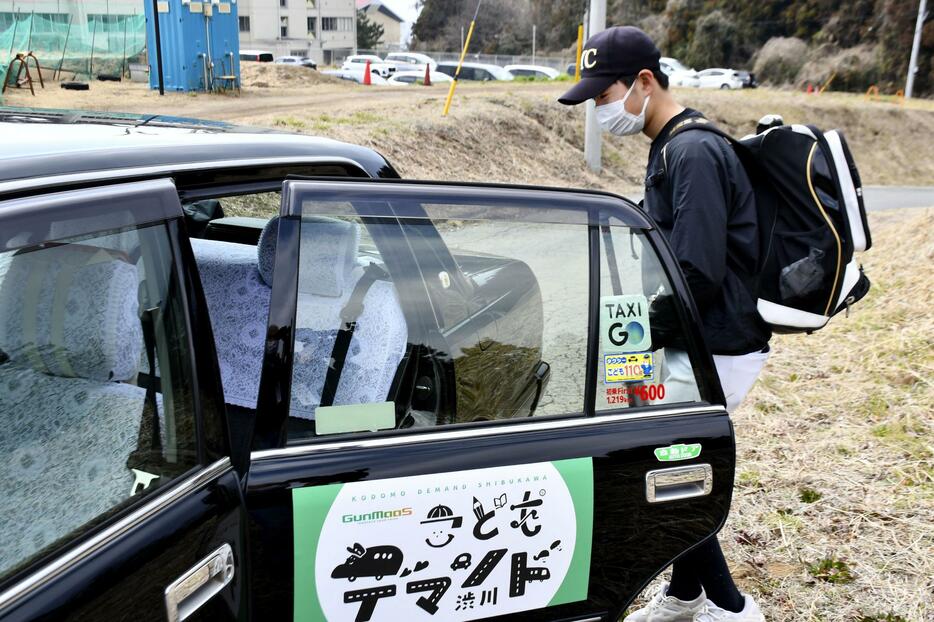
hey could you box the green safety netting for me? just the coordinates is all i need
[1,13,146,102]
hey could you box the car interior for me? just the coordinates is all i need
[182,193,411,440]
[0,227,192,576]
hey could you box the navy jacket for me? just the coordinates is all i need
[644,109,771,355]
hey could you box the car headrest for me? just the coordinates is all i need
[0,244,142,382]
[257,216,361,297]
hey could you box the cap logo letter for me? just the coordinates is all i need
[582,48,597,70]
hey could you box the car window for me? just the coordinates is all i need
[596,220,701,410]
[283,200,589,442]
[0,222,199,579]
[279,187,711,444]
[476,69,492,80]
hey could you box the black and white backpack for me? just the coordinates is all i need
[664,116,872,334]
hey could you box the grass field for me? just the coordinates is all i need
[4,67,932,621]
[702,208,933,622]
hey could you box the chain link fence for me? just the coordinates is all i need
[1,10,146,101]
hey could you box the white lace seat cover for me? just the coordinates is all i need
[0,245,146,572]
[193,217,408,421]
[190,238,270,409]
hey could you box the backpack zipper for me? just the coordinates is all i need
[804,142,843,316]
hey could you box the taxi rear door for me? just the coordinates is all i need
[246,180,732,621]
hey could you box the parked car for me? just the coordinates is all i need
[322,68,389,85]
[736,70,758,88]
[387,70,453,86]
[341,54,396,78]
[239,49,274,63]
[436,61,514,81]
[659,56,700,87]
[384,52,437,72]
[274,55,317,70]
[504,64,561,80]
[0,105,734,622]
[697,68,745,89]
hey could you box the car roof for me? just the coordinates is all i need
[0,107,397,190]
[438,61,500,69]
[504,64,556,72]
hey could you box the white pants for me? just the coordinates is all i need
[712,350,770,413]
[660,349,769,414]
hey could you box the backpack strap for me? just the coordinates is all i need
[655,116,777,279]
[659,117,739,176]
[319,262,389,408]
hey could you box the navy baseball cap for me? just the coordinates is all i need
[559,26,661,105]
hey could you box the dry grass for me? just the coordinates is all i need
[5,80,934,189]
[631,209,934,622]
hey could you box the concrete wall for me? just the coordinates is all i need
[1,1,142,18]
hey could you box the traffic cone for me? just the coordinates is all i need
[363,60,372,85]
[423,63,432,86]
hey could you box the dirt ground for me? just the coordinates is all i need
[3,68,932,621]
[4,66,934,196]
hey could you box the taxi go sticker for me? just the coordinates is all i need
[600,294,651,354]
[292,459,594,622]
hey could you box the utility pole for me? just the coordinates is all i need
[584,0,605,173]
[532,24,536,64]
[906,0,927,99]
[150,0,164,95]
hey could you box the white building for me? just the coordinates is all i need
[0,1,142,30]
[1,0,357,67]
[237,0,356,65]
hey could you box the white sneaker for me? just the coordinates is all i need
[624,582,707,622]
[693,594,765,621]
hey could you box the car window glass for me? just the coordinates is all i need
[596,219,701,411]
[0,222,199,579]
[285,200,589,443]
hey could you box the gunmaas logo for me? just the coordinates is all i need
[342,507,413,524]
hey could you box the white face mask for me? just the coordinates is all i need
[595,82,650,137]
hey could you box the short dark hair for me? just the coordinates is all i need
[620,69,669,90]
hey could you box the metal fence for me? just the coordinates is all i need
[349,48,572,72]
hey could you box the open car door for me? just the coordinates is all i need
[246,180,733,621]
[0,180,246,621]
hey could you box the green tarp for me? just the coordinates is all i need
[1,13,146,102]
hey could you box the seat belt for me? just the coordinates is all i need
[319,263,388,408]
[127,306,164,495]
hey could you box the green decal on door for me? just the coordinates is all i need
[292,458,594,621]
[654,443,702,462]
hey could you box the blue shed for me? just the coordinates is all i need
[144,0,240,92]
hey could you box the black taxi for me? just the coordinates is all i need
[0,108,730,622]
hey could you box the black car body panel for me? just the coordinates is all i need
[0,107,734,622]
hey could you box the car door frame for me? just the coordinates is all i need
[244,178,733,621]
[0,177,249,622]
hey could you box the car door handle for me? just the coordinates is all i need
[164,543,235,622]
[645,464,713,503]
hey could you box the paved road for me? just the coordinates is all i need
[862,186,934,211]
